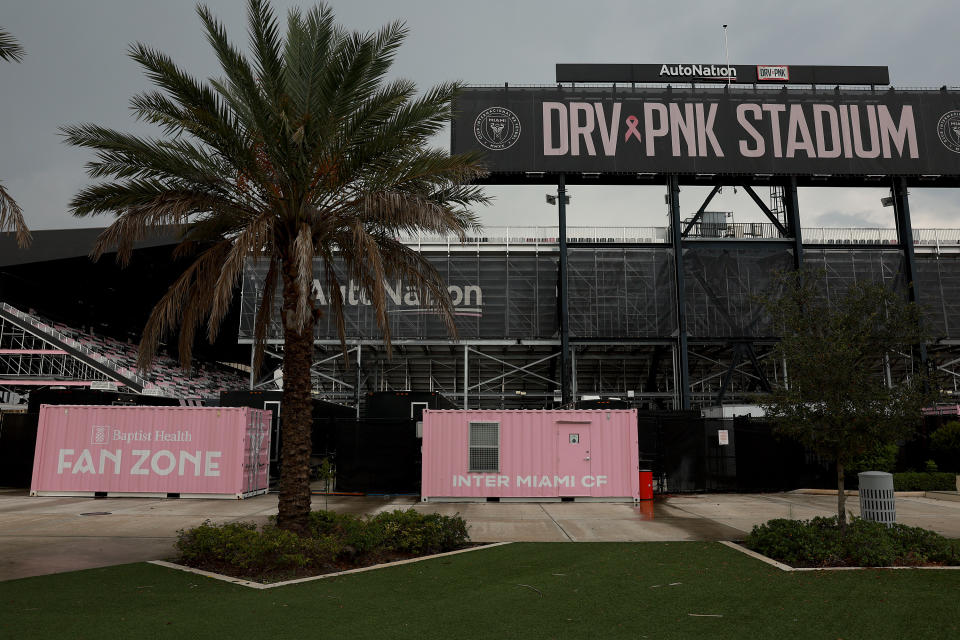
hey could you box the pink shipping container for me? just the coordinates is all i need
[31,405,271,499]
[421,409,639,502]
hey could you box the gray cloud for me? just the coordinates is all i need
[2,0,959,231]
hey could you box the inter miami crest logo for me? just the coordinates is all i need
[474,107,520,151]
[937,111,960,153]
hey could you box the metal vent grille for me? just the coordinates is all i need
[469,422,499,472]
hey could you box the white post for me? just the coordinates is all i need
[722,25,732,87]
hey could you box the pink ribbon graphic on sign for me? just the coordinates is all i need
[624,115,642,143]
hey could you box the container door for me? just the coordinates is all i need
[557,423,591,496]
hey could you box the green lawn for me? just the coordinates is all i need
[2,542,958,639]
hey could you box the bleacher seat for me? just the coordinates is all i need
[33,313,245,399]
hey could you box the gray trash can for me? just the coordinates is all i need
[858,471,896,526]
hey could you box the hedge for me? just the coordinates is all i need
[175,509,470,580]
[744,516,960,567]
[892,472,957,491]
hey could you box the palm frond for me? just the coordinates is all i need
[282,4,337,124]
[252,255,280,373]
[246,0,286,106]
[138,240,232,369]
[207,211,273,340]
[0,29,24,63]
[196,4,287,179]
[0,182,31,247]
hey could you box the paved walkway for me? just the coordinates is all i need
[1,490,959,581]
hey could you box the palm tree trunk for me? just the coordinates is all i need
[275,261,316,534]
[836,461,847,531]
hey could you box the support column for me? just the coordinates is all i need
[892,177,927,365]
[463,344,469,409]
[668,175,691,409]
[893,178,918,303]
[784,177,803,269]
[571,346,578,401]
[558,174,572,404]
[355,345,361,418]
[248,344,256,390]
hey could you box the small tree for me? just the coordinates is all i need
[760,268,936,528]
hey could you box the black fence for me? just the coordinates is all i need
[324,410,833,495]
[644,413,832,493]
[331,418,421,494]
[1,396,832,495]
[27,388,179,413]
[0,412,38,487]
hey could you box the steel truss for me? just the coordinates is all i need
[241,174,947,411]
[0,314,115,388]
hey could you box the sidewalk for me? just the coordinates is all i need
[2,490,959,581]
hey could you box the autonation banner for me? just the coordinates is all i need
[240,250,678,341]
[452,87,960,176]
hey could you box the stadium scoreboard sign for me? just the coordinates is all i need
[555,64,890,85]
[452,86,960,177]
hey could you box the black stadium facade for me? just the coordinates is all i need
[4,63,960,490]
[241,64,960,413]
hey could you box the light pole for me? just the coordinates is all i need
[546,177,572,404]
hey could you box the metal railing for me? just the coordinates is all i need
[396,226,670,248]
[0,301,154,391]
[397,226,960,248]
[802,227,899,245]
[912,228,960,246]
[682,221,784,240]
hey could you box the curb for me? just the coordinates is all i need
[149,542,513,590]
[719,541,960,572]
[790,489,926,497]
[925,491,960,502]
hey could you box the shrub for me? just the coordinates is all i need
[178,510,471,578]
[887,523,960,565]
[744,516,960,567]
[307,510,389,558]
[744,517,842,567]
[842,519,898,567]
[370,509,470,556]
[892,471,957,491]
[931,421,960,471]
[175,521,342,574]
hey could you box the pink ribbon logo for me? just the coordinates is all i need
[624,115,642,143]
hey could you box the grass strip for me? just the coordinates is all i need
[2,542,959,639]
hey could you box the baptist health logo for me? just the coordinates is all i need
[474,107,521,151]
[937,110,960,153]
[91,426,108,445]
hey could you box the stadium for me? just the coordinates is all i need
[4,63,960,492]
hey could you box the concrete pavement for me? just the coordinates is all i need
[1,490,959,581]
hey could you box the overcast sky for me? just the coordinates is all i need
[3,0,960,232]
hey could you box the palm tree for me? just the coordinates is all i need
[0,27,30,247]
[62,0,488,533]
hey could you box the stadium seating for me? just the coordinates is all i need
[44,318,245,399]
